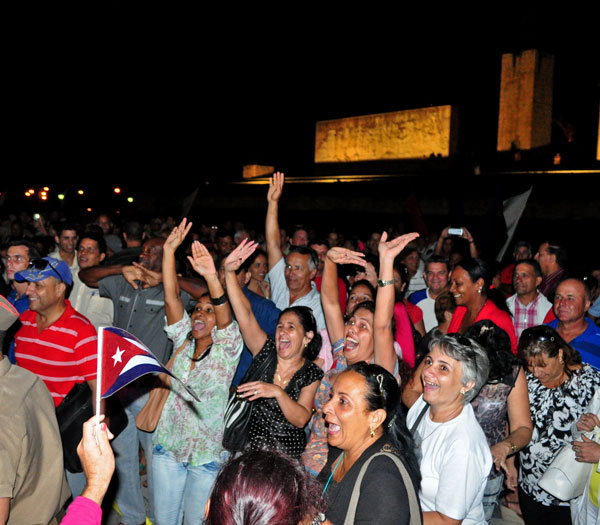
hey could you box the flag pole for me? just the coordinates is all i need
[96,326,104,428]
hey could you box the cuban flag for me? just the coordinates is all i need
[98,326,199,401]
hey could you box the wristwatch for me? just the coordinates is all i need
[377,279,395,287]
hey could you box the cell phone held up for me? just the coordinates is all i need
[448,227,463,236]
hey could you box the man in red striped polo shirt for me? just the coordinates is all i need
[14,257,98,408]
[13,257,99,498]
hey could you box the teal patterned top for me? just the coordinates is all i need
[154,312,243,466]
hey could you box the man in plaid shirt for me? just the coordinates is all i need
[506,259,553,340]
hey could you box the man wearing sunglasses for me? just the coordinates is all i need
[12,256,99,497]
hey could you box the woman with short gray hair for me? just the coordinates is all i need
[406,334,492,525]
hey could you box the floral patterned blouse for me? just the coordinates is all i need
[302,338,346,474]
[519,364,600,506]
[153,312,243,466]
[302,339,400,475]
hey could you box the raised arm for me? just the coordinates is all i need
[223,240,268,354]
[131,262,207,300]
[402,358,426,408]
[461,227,479,258]
[79,264,125,288]
[375,231,419,374]
[188,242,232,330]
[162,218,193,325]
[433,227,449,256]
[322,247,366,344]
[265,172,285,269]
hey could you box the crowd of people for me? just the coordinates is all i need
[1,173,600,525]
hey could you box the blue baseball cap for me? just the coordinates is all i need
[14,257,73,286]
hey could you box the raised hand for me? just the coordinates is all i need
[267,171,284,203]
[461,226,474,243]
[258,279,271,299]
[122,265,144,289]
[326,247,367,267]
[164,218,192,253]
[378,231,420,260]
[223,239,259,273]
[187,241,217,277]
[132,262,163,288]
[78,415,115,505]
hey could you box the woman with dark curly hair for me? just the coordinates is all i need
[223,241,324,459]
[508,325,600,525]
[465,320,533,523]
[319,363,422,524]
[205,449,326,525]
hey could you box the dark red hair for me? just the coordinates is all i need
[205,449,325,525]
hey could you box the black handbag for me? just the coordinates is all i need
[222,346,276,452]
[56,382,128,473]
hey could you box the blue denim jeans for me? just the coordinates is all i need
[482,474,504,523]
[112,387,155,524]
[65,470,87,499]
[152,445,224,525]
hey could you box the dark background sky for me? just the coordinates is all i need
[6,6,598,189]
[3,6,598,264]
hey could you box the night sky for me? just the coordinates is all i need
[5,7,598,192]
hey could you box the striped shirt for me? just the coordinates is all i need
[15,300,98,407]
[507,292,553,340]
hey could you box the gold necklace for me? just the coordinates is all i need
[275,362,300,386]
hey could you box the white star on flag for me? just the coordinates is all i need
[112,346,125,366]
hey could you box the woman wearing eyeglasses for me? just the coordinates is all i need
[508,326,600,525]
[406,334,492,525]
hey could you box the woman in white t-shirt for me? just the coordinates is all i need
[407,334,492,525]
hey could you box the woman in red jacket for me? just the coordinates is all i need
[448,258,518,353]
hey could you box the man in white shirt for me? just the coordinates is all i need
[49,222,79,276]
[264,172,325,331]
[408,256,450,332]
[71,232,114,329]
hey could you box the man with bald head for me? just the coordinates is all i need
[79,236,205,525]
[547,278,600,369]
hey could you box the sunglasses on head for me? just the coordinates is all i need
[522,327,555,344]
[29,259,63,283]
